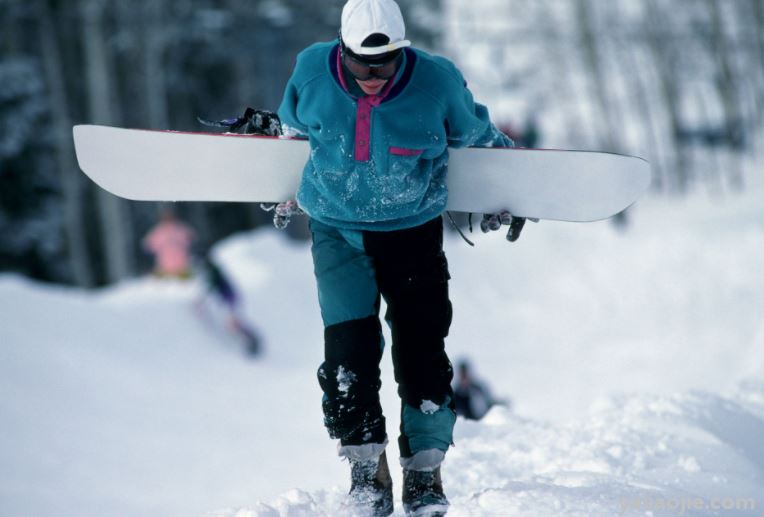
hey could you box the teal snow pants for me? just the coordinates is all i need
[310,216,456,459]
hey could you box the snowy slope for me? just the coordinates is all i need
[1,167,763,516]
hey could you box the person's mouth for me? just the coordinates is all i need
[359,79,387,92]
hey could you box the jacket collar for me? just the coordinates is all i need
[330,43,416,104]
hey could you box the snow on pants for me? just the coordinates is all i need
[310,216,456,460]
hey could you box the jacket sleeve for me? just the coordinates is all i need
[277,69,310,137]
[445,70,514,149]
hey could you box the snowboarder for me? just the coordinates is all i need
[196,253,262,357]
[142,209,195,278]
[266,1,524,514]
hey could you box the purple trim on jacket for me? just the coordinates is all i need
[389,147,424,156]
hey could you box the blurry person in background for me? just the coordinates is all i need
[196,252,262,357]
[142,209,195,279]
[452,359,509,421]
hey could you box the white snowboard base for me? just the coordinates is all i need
[73,125,651,222]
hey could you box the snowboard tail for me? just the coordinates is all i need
[73,125,651,222]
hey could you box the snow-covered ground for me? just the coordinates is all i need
[2,165,763,516]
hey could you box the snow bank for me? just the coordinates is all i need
[213,383,764,516]
[444,385,764,516]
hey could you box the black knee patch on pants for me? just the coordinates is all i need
[363,217,455,409]
[318,315,387,445]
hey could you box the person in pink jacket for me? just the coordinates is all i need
[143,210,195,278]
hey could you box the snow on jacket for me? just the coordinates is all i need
[278,41,513,231]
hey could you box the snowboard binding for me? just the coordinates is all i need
[198,107,282,137]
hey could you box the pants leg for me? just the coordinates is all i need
[310,220,387,447]
[362,217,456,461]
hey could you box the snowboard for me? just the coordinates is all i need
[72,124,651,222]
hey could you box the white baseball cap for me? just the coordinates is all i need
[340,0,411,57]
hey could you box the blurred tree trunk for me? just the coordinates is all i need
[1,2,20,53]
[534,1,585,147]
[644,0,690,192]
[81,0,135,283]
[621,41,664,191]
[574,0,619,153]
[753,0,764,122]
[38,0,94,287]
[141,0,169,130]
[705,0,743,189]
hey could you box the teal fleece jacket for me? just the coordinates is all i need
[278,41,512,231]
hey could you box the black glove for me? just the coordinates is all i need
[198,107,282,136]
[480,210,527,242]
[260,201,303,230]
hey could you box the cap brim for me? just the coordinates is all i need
[351,39,411,56]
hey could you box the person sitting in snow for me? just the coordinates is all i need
[227,0,525,514]
[453,359,508,421]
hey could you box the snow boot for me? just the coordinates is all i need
[347,450,394,516]
[402,466,449,516]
